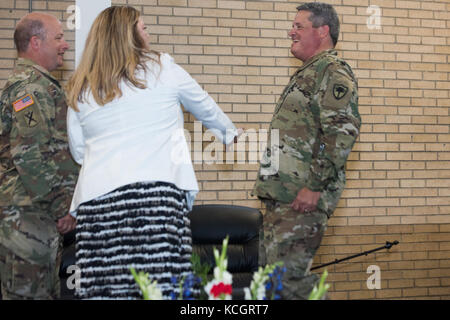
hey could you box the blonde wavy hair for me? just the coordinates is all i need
[66,6,160,111]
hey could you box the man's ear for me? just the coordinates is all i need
[318,24,330,40]
[29,35,41,51]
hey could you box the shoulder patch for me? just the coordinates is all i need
[12,94,35,112]
[333,84,349,100]
[322,74,354,111]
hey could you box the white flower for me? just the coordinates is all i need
[146,280,163,300]
[244,287,252,300]
[254,284,266,300]
[222,270,232,284]
[130,267,163,300]
[213,266,232,284]
[205,236,233,300]
[244,262,284,300]
[245,270,268,300]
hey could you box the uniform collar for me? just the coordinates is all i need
[298,49,337,71]
[16,57,57,81]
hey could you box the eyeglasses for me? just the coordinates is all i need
[291,24,303,31]
[290,24,324,31]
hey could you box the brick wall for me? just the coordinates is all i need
[0,0,76,85]
[1,0,449,299]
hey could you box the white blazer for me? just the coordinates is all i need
[67,53,237,215]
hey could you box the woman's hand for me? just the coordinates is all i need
[226,128,244,152]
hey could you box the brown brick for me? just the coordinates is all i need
[328,291,349,300]
[428,287,450,296]
[402,288,429,297]
[388,279,414,288]
[334,281,362,291]
[2,0,450,300]
[415,278,441,287]
[376,289,402,299]
[349,290,376,299]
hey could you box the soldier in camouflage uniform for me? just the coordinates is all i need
[0,12,79,299]
[252,3,361,299]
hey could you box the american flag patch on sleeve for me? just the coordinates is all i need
[13,94,35,112]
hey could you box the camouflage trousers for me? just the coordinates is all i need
[0,205,62,300]
[259,200,328,300]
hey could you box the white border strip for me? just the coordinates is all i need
[75,0,111,67]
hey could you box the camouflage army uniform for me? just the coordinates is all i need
[253,49,361,299]
[0,58,79,299]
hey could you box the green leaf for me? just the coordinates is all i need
[308,269,330,300]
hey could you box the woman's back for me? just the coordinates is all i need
[68,53,230,213]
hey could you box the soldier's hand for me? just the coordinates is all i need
[57,213,76,234]
[290,187,321,213]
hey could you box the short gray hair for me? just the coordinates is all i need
[14,18,47,53]
[297,2,340,47]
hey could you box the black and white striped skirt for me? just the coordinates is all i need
[74,181,193,300]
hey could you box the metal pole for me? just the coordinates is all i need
[29,0,32,12]
[311,241,399,271]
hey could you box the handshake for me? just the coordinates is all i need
[226,128,244,152]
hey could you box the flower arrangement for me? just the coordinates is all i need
[130,236,329,300]
[130,267,163,300]
[308,269,330,300]
[170,273,202,300]
[244,262,285,300]
[203,235,233,300]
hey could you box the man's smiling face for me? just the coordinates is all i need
[288,10,323,62]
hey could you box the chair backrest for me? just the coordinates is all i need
[188,204,262,294]
[189,204,262,244]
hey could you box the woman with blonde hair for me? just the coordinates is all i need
[66,6,240,299]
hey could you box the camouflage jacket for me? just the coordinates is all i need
[0,58,79,220]
[253,50,361,217]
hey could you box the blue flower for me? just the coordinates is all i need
[276,282,283,291]
[179,273,202,300]
[264,264,285,300]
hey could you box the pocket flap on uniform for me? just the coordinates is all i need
[0,210,58,266]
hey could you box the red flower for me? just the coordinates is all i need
[210,282,232,297]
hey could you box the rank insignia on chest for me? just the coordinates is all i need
[333,84,348,100]
[12,94,35,112]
